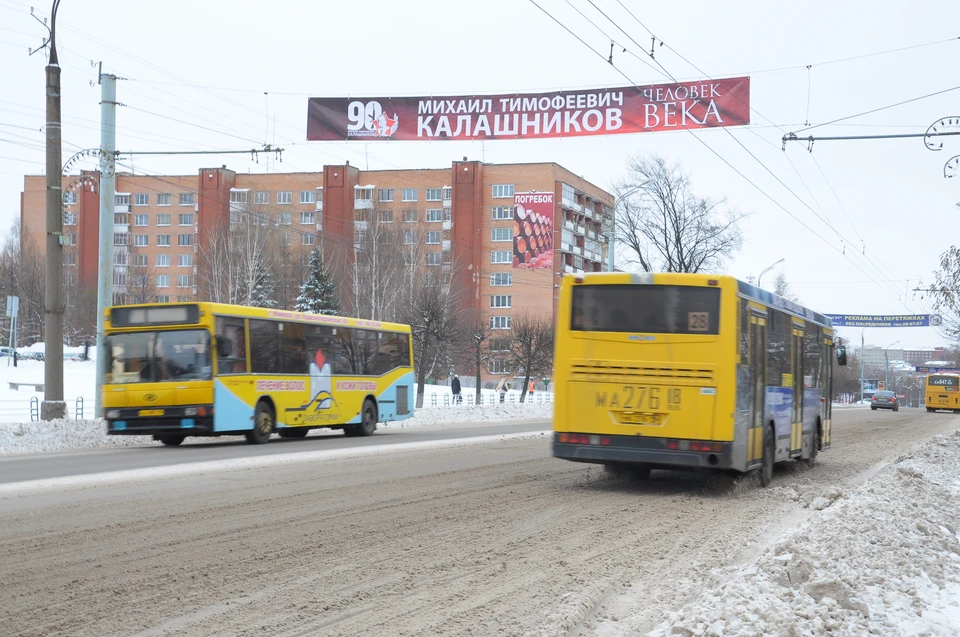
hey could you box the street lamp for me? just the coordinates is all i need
[608,178,653,273]
[884,340,900,388]
[756,258,785,289]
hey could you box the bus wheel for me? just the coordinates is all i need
[246,401,274,444]
[346,399,378,437]
[278,428,308,439]
[760,426,775,487]
[159,435,184,447]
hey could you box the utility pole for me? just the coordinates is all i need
[41,0,66,421]
[95,70,117,418]
[859,329,865,403]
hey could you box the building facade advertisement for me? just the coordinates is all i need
[513,192,554,269]
[306,77,751,141]
[825,314,941,328]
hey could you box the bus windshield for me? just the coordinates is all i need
[570,284,721,334]
[105,330,212,384]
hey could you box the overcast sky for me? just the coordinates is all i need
[2,0,959,352]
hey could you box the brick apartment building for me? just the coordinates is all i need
[20,160,614,380]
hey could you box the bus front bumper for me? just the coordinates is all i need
[553,433,735,471]
[105,406,214,436]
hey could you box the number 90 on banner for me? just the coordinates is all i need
[347,101,383,132]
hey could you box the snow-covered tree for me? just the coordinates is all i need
[296,248,340,315]
[249,260,277,308]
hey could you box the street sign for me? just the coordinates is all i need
[878,381,885,391]
[4,295,18,318]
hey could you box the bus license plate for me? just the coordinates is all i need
[621,412,662,425]
[139,409,164,417]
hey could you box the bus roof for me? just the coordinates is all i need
[105,302,413,333]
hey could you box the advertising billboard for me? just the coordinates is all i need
[513,192,554,269]
[824,314,941,328]
[307,77,751,142]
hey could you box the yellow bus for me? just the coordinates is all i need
[552,272,845,486]
[103,303,415,446]
[925,373,960,412]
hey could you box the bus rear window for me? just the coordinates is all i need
[928,375,959,387]
[570,284,721,334]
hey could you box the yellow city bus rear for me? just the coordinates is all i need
[552,271,836,483]
[926,374,960,412]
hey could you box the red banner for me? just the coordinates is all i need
[306,77,750,141]
[513,192,554,269]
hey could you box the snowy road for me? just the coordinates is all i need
[0,408,956,637]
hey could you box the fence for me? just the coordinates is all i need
[426,391,554,407]
[0,396,93,423]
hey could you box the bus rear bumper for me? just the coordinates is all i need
[553,433,735,471]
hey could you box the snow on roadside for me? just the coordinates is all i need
[646,431,960,637]
[0,402,553,456]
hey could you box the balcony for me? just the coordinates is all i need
[114,223,130,234]
[587,229,596,239]
[316,201,323,212]
[442,220,452,230]
[316,221,323,232]
[354,198,374,210]
[576,225,586,235]
[563,219,576,232]
[354,220,369,231]
[442,239,451,251]
[573,202,583,213]
[114,204,130,214]
[564,264,575,273]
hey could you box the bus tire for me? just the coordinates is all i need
[159,435,184,447]
[346,399,378,437]
[926,407,933,413]
[760,425,775,487]
[278,428,308,439]
[245,400,274,445]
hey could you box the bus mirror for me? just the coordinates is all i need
[218,337,232,358]
[836,346,847,366]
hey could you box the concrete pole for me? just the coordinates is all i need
[94,73,117,418]
[859,329,864,403]
[41,23,66,421]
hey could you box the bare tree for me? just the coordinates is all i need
[457,316,490,405]
[615,155,745,273]
[508,313,555,403]
[197,208,279,307]
[928,245,960,339]
[774,272,800,303]
[351,211,410,321]
[126,248,157,304]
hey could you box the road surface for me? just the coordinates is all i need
[0,409,956,637]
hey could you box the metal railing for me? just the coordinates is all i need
[426,392,553,407]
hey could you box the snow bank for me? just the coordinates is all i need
[0,401,552,456]
[648,431,960,637]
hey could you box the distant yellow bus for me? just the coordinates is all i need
[103,303,415,446]
[552,272,844,486]
[925,374,960,412]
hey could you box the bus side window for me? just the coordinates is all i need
[216,318,247,374]
[249,320,279,374]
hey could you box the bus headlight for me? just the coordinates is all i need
[106,410,120,419]
[184,407,198,416]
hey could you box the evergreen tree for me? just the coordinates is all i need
[296,248,340,315]
[249,260,278,308]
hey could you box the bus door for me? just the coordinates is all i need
[791,324,804,456]
[748,312,767,464]
[822,338,833,448]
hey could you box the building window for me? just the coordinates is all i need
[157,234,171,247]
[490,315,512,330]
[156,275,170,288]
[135,254,147,266]
[65,233,77,246]
[562,182,576,203]
[134,214,148,226]
[300,190,315,204]
[492,184,514,198]
[378,210,394,223]
[426,231,441,245]
[135,193,149,207]
[492,206,512,220]
[426,209,442,222]
[302,233,315,246]
[63,253,76,266]
[177,295,192,302]
[157,193,172,206]
[492,228,512,242]
[426,188,443,201]
[491,273,513,286]
[378,189,394,202]
[254,191,268,205]
[282,232,292,245]
[277,191,292,204]
[115,194,130,206]
[178,213,193,226]
[178,234,193,247]
[114,272,127,287]
[63,212,77,226]
[490,338,511,352]
[425,252,441,266]
[403,210,418,223]
[115,213,129,225]
[403,231,416,245]
[355,187,374,202]
[490,295,512,308]
[114,233,129,246]
[156,295,170,303]
[444,207,451,221]
[157,214,171,226]
[177,275,191,288]
[489,359,511,374]
[276,212,292,226]
[134,234,148,247]
[402,188,418,202]
[178,254,192,267]
[442,187,452,200]
[230,190,248,204]
[300,211,315,225]
[63,191,77,205]
[491,251,511,264]
[156,254,170,267]
[179,193,194,206]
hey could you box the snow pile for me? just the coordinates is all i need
[648,432,960,637]
[0,401,552,456]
